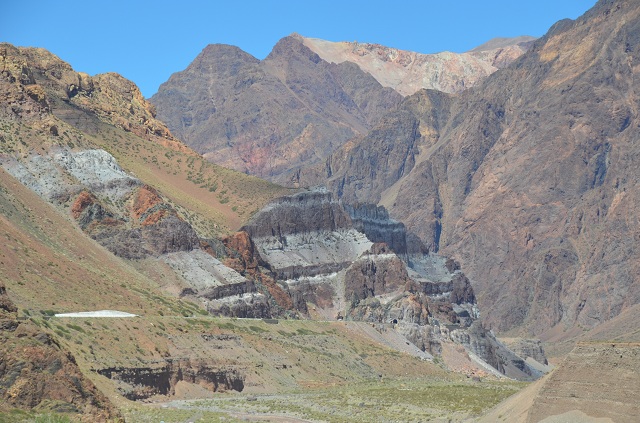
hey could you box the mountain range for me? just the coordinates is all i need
[299,0,640,340]
[1,0,639,421]
[149,34,532,183]
[153,0,640,341]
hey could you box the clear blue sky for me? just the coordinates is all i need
[2,1,597,98]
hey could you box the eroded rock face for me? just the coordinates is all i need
[344,203,426,256]
[0,285,18,316]
[0,43,184,151]
[302,34,535,96]
[97,360,244,401]
[229,190,540,379]
[501,338,548,365]
[242,190,373,280]
[1,149,200,259]
[345,245,412,303]
[242,190,353,238]
[449,322,535,379]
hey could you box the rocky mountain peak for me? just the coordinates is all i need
[151,35,402,180]
[188,43,260,73]
[265,34,323,64]
[0,43,183,153]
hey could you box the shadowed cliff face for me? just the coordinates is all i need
[301,0,640,337]
[97,361,244,400]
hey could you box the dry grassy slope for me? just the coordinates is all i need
[64,112,292,236]
[0,287,121,422]
[40,316,524,423]
[0,166,204,316]
[45,316,469,414]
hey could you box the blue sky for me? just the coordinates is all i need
[2,1,596,98]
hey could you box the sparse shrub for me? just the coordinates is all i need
[66,324,85,333]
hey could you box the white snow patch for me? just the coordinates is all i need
[54,310,138,318]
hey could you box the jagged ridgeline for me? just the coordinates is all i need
[150,33,532,183]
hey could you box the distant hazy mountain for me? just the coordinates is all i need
[301,34,535,96]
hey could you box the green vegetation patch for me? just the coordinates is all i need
[147,378,525,423]
[0,410,73,423]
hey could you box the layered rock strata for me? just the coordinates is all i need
[234,190,542,379]
[97,360,244,400]
[1,149,200,259]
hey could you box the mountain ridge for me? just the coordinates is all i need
[300,33,535,96]
[298,0,640,338]
[151,35,402,181]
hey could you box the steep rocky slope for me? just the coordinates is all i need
[0,42,290,237]
[150,35,402,181]
[302,34,534,96]
[150,34,531,184]
[302,0,640,338]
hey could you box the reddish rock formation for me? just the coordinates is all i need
[259,274,295,311]
[131,184,163,221]
[344,244,412,302]
[221,231,261,274]
[70,190,97,220]
[221,231,296,312]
